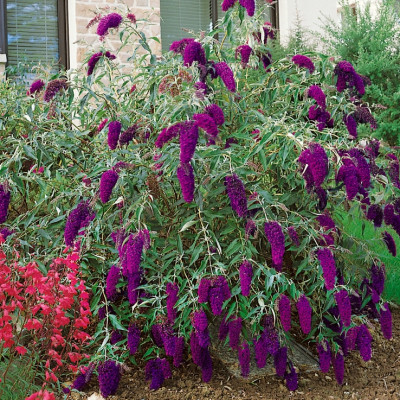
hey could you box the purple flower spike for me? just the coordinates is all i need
[97,360,121,398]
[317,248,336,290]
[367,204,383,228]
[43,79,68,102]
[344,114,358,139]
[292,55,315,73]
[239,0,255,16]
[145,358,170,390]
[296,295,312,335]
[180,121,199,163]
[356,324,372,362]
[107,121,122,150]
[308,85,326,110]
[99,170,119,203]
[155,123,181,148]
[285,365,298,391]
[239,261,253,296]
[264,221,285,271]
[317,341,331,373]
[198,278,211,303]
[236,44,253,67]
[205,104,225,126]
[274,346,287,377]
[225,174,248,218]
[127,323,141,355]
[383,231,397,256]
[219,316,229,341]
[173,336,185,367]
[380,302,393,340]
[238,342,250,377]
[170,38,194,54]
[27,79,45,96]
[0,184,11,224]
[228,317,242,350]
[105,265,120,301]
[214,62,236,92]
[387,153,400,189]
[97,13,123,37]
[279,295,291,332]
[222,0,237,11]
[334,351,345,385]
[166,282,179,322]
[64,201,95,247]
[193,113,219,138]
[335,290,352,327]
[177,163,195,203]
[183,41,206,67]
[119,124,137,145]
[288,226,300,247]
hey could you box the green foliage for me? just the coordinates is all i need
[0,3,398,388]
[322,0,400,145]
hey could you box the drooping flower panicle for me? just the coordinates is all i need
[264,221,285,271]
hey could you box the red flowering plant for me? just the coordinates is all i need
[0,241,91,398]
[0,1,398,396]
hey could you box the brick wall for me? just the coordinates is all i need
[72,0,161,68]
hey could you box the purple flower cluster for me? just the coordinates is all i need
[285,365,298,391]
[110,330,123,345]
[245,219,257,239]
[0,228,13,240]
[105,265,120,301]
[193,310,210,348]
[264,221,285,271]
[183,41,206,67]
[335,290,352,327]
[354,106,377,130]
[145,358,171,390]
[278,295,291,332]
[177,163,195,203]
[190,332,213,382]
[336,164,359,201]
[383,231,396,256]
[380,303,392,340]
[180,121,199,163]
[27,79,45,96]
[387,153,400,189]
[97,360,121,398]
[334,351,345,385]
[222,0,237,11]
[98,118,108,132]
[236,45,252,67]
[239,0,255,16]
[367,204,383,227]
[239,261,253,296]
[119,124,137,145]
[308,85,326,109]
[127,323,140,355]
[43,79,68,102]
[370,263,385,298]
[155,123,181,148]
[274,346,287,377]
[292,55,315,73]
[198,276,231,315]
[170,38,194,54]
[64,201,95,246]
[348,148,371,188]
[166,282,179,322]
[228,316,242,350]
[254,316,279,368]
[317,248,336,290]
[107,121,122,150]
[356,324,372,361]
[193,113,218,139]
[343,114,358,139]
[70,363,95,392]
[334,60,365,96]
[225,174,248,218]
[317,341,331,373]
[214,62,236,92]
[298,143,328,192]
[0,184,10,224]
[87,51,116,75]
[97,13,123,37]
[308,105,333,131]
[194,81,208,98]
[99,169,119,203]
[238,342,250,377]
[288,226,300,247]
[296,295,312,334]
[205,104,225,125]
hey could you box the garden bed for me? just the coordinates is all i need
[79,308,400,400]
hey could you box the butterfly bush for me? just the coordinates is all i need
[0,2,397,395]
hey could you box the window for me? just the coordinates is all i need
[0,0,69,70]
[160,0,279,52]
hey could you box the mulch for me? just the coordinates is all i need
[80,307,400,400]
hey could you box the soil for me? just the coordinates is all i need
[80,308,400,400]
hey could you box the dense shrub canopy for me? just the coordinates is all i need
[0,1,398,395]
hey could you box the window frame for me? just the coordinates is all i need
[0,0,69,69]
